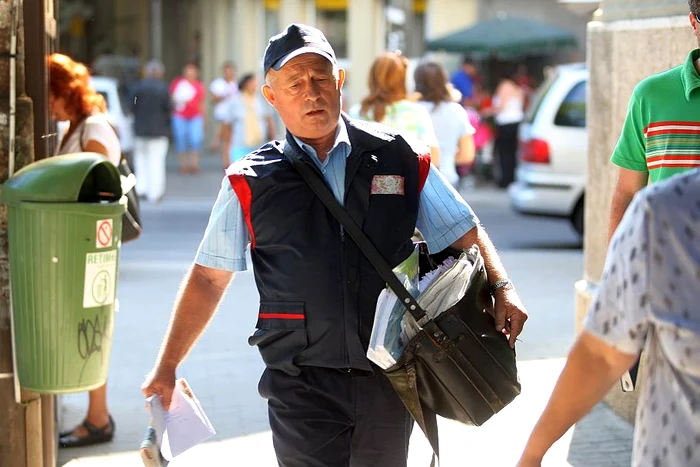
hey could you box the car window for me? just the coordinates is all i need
[524,71,558,123]
[554,80,586,128]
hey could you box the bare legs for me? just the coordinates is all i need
[179,151,200,174]
[59,383,113,447]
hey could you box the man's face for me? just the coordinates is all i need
[262,54,345,141]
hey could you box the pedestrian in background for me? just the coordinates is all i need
[48,53,117,448]
[482,67,525,188]
[607,1,700,391]
[170,63,205,174]
[227,73,275,163]
[130,60,171,203]
[414,60,476,188]
[210,61,238,169]
[518,168,700,467]
[451,57,479,108]
[350,51,440,165]
[142,23,527,467]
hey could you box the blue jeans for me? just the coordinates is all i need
[171,115,204,153]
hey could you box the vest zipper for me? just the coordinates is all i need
[339,223,349,366]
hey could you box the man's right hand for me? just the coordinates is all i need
[142,364,177,411]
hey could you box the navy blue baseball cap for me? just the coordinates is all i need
[263,23,337,76]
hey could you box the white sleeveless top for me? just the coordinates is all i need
[57,113,121,166]
[494,95,524,125]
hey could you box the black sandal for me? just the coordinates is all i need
[59,416,115,448]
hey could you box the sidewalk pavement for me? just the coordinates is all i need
[59,154,632,466]
[63,358,633,467]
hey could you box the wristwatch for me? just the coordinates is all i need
[490,278,514,294]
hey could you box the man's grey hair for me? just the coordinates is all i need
[690,0,700,14]
[144,60,165,78]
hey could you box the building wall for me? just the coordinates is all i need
[425,0,478,39]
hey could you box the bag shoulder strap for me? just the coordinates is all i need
[293,158,432,323]
[406,360,440,466]
[293,157,442,465]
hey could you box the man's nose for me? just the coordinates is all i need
[305,81,322,100]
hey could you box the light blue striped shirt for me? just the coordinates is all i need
[195,119,479,272]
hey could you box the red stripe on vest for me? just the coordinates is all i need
[228,174,256,249]
[258,313,305,320]
[417,153,431,193]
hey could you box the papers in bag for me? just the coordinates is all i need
[146,378,216,461]
[367,246,420,369]
[368,245,481,369]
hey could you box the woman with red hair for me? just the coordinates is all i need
[349,52,440,165]
[48,53,118,448]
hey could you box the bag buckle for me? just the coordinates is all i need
[416,315,431,328]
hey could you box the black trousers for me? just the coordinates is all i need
[258,366,413,467]
[494,122,520,188]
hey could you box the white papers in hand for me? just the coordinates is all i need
[147,378,216,461]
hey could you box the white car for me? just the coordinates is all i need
[508,63,588,237]
[90,76,135,155]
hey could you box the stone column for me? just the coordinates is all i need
[348,0,385,107]
[0,1,43,465]
[232,0,267,75]
[577,0,694,422]
[279,0,316,29]
[150,0,163,61]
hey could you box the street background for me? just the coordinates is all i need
[57,151,633,467]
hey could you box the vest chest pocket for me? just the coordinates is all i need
[248,301,307,376]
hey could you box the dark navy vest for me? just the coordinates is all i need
[227,116,430,374]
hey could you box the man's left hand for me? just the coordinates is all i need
[493,288,528,348]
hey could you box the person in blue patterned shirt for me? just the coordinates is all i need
[519,169,700,467]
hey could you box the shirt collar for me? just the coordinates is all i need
[291,118,352,164]
[681,48,700,101]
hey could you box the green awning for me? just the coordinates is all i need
[426,17,578,57]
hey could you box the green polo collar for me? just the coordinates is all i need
[682,48,700,101]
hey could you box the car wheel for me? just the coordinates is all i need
[571,198,584,238]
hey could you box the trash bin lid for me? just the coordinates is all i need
[1,153,123,204]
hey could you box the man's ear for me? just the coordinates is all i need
[338,68,346,90]
[262,84,276,108]
[690,12,698,35]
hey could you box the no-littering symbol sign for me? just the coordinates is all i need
[96,219,113,249]
[83,250,117,308]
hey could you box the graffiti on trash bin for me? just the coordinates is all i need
[77,311,111,380]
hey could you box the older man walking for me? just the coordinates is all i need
[143,24,528,467]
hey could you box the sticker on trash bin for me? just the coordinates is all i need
[96,219,113,249]
[83,250,117,308]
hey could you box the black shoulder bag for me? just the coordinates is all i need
[293,159,521,464]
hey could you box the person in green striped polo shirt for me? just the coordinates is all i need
[605,1,700,394]
[608,2,700,241]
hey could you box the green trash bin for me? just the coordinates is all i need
[1,153,127,393]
